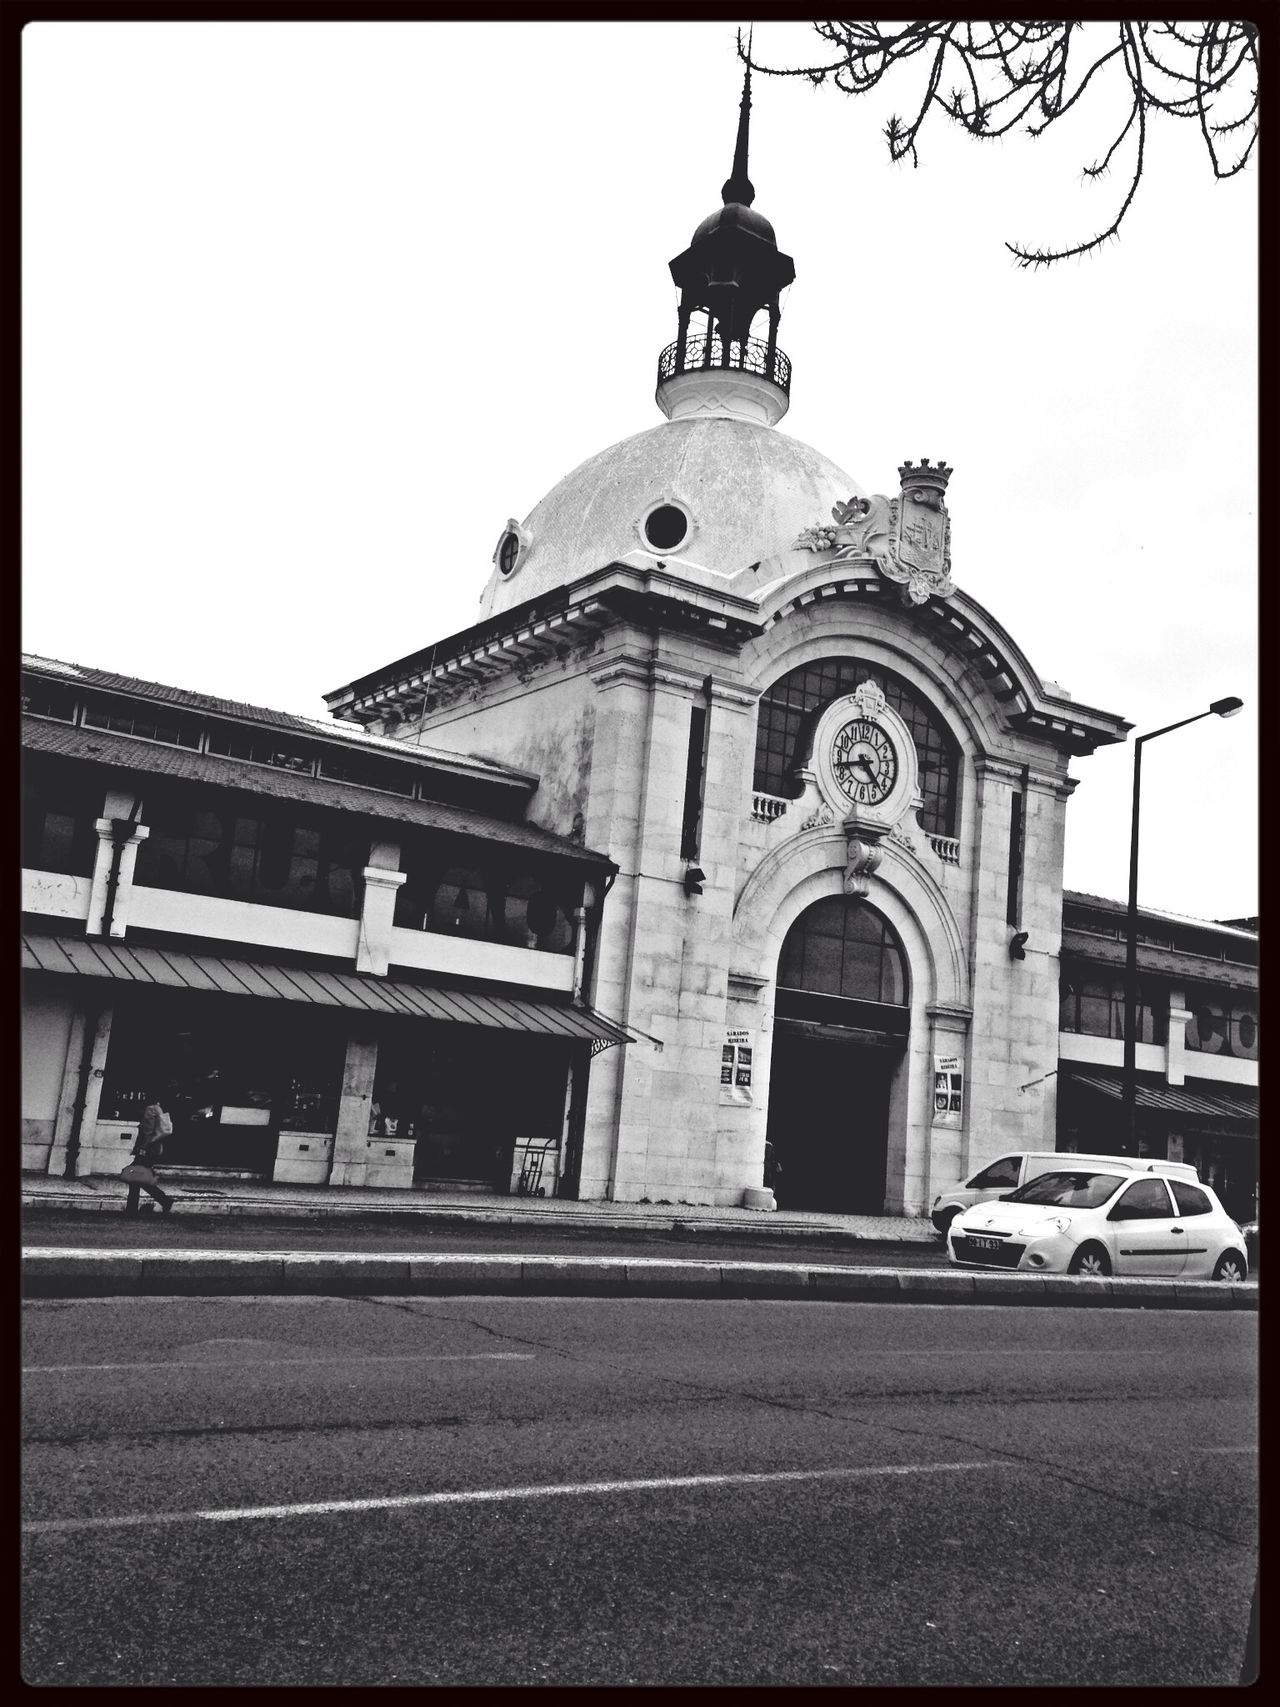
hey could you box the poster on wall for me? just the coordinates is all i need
[721,1031,753,1104]
[934,1054,963,1118]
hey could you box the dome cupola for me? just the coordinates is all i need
[657,54,795,429]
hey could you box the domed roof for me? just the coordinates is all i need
[479,417,865,618]
[692,200,777,246]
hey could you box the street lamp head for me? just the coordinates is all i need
[1210,696,1244,718]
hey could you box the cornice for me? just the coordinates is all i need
[754,563,1130,757]
[588,654,757,705]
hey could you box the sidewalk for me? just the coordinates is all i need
[22,1174,941,1247]
[22,1178,1256,1311]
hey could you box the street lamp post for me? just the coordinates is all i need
[1121,696,1244,1152]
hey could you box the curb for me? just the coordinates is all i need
[22,1249,1259,1309]
[20,1196,941,1249]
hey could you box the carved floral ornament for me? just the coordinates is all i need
[795,459,956,606]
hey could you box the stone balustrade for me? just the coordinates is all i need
[928,833,961,865]
[750,792,790,824]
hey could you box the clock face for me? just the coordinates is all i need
[831,718,898,805]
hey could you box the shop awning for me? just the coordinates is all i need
[21,933,635,1048]
[1063,1065,1257,1125]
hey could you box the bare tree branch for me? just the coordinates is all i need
[743,21,1257,266]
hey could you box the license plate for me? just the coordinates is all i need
[970,1236,1003,1251]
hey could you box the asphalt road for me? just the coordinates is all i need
[21,1211,951,1267]
[23,1296,1256,1686]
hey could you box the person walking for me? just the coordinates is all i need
[122,1092,176,1217]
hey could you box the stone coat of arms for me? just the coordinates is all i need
[795,458,955,604]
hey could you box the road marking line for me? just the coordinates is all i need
[24,1353,535,1374]
[23,1461,1002,1536]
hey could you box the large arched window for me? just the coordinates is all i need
[778,898,909,1008]
[754,657,960,836]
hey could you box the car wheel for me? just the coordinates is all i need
[1213,1251,1248,1283]
[1068,1243,1112,1278]
[932,1209,959,1237]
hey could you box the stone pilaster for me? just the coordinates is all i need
[356,866,407,976]
[87,819,150,938]
[328,1026,380,1188]
[48,1004,113,1178]
[921,1000,973,1204]
[1167,992,1191,1088]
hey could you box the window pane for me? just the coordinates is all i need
[754,657,958,832]
[777,933,806,989]
[879,943,907,1006]
[228,843,257,895]
[1171,1182,1212,1217]
[970,1157,1021,1189]
[777,898,909,1006]
[1116,1179,1173,1218]
[802,932,843,995]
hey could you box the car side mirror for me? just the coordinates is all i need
[997,1193,1018,1201]
[1108,1206,1136,1221]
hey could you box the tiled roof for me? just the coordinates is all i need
[20,653,530,783]
[22,717,612,868]
[1063,890,1258,941]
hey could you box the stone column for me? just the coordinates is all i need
[1166,987,1190,1087]
[328,1025,380,1188]
[48,1004,113,1178]
[87,820,150,938]
[356,866,407,976]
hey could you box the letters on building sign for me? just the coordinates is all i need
[721,1031,753,1105]
[934,1055,963,1118]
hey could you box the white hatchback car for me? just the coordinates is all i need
[947,1167,1250,1281]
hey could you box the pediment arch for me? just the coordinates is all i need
[732,828,971,1015]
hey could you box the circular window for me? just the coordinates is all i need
[496,529,520,576]
[643,504,689,552]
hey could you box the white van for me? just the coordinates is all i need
[930,1151,1200,1234]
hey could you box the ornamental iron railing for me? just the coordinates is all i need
[657,333,791,395]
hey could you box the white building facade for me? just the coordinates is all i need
[325,77,1131,1215]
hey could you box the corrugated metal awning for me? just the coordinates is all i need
[21,933,634,1048]
[1064,1065,1257,1125]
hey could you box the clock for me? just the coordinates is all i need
[831,717,898,806]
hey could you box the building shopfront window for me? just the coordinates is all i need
[372,1026,572,1187]
[1184,985,1259,1060]
[22,766,101,878]
[754,657,960,836]
[1058,973,1167,1045]
[99,992,347,1171]
[393,838,580,955]
[134,785,368,916]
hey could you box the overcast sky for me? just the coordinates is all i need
[22,21,1257,920]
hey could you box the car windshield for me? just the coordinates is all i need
[1004,1171,1127,1209]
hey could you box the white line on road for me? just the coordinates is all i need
[23,1461,1003,1537]
[24,1353,535,1374]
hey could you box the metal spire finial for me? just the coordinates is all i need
[721,29,755,206]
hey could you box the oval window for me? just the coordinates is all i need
[497,530,520,576]
[643,504,688,551]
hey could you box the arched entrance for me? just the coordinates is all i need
[765,897,909,1213]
